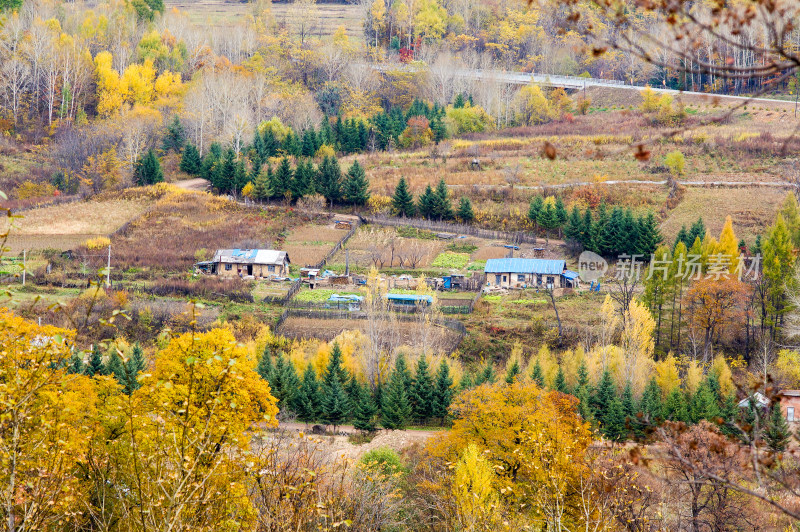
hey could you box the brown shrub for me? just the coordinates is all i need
[149,277,254,302]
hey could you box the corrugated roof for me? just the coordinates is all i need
[562,270,580,280]
[213,249,289,265]
[484,258,565,275]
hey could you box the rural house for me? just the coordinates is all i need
[737,390,800,425]
[195,249,290,278]
[777,390,800,424]
[484,258,579,289]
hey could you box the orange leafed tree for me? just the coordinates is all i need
[684,277,748,362]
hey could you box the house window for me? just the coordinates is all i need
[788,407,795,422]
[268,265,275,272]
[224,264,232,271]
[517,274,525,282]
[503,275,507,282]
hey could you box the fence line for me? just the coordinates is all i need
[309,221,359,270]
[264,220,359,306]
[359,215,537,245]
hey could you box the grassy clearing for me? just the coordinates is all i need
[431,251,470,269]
[660,186,785,244]
[5,197,149,235]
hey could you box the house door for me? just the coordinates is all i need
[495,274,501,285]
[247,265,253,276]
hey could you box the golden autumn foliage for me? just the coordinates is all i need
[90,328,279,530]
[452,443,499,529]
[0,309,282,531]
[0,309,93,530]
[430,380,593,526]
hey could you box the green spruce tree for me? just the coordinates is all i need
[253,165,273,200]
[663,387,689,422]
[690,381,721,423]
[392,177,416,217]
[531,359,544,387]
[272,157,293,200]
[342,160,370,206]
[591,370,616,427]
[505,359,521,384]
[106,350,125,385]
[554,366,568,393]
[411,355,435,422]
[417,185,436,218]
[321,342,351,429]
[381,355,413,429]
[162,115,186,153]
[432,360,454,425]
[293,364,320,424]
[67,352,85,375]
[603,398,628,442]
[179,143,202,175]
[85,344,105,377]
[574,360,593,422]
[432,178,453,220]
[353,385,378,432]
[321,374,350,431]
[133,149,164,186]
[123,343,146,395]
[764,402,791,452]
[639,377,663,423]
[271,352,301,411]
[456,197,474,223]
[318,156,342,205]
[528,195,544,227]
[257,347,274,381]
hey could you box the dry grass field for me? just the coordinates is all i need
[165,0,364,40]
[660,186,786,244]
[3,199,152,253]
[108,189,300,273]
[282,221,347,267]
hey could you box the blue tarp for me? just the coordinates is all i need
[387,293,434,304]
[230,249,257,259]
[328,294,363,302]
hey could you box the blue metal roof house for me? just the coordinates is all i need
[484,258,579,289]
[386,293,434,307]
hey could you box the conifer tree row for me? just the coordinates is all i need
[552,198,663,257]
[253,344,456,430]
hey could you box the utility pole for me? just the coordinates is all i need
[106,244,111,287]
[22,249,26,286]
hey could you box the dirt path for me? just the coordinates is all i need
[174,178,210,191]
[277,421,440,461]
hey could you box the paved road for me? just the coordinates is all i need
[373,63,796,104]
